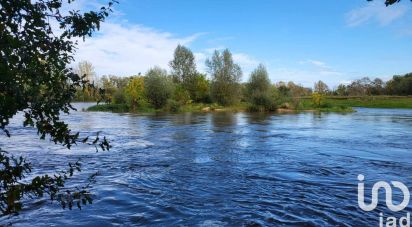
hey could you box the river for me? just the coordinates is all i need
[1,103,412,226]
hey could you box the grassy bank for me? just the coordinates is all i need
[89,95,412,114]
[86,101,354,114]
[87,102,248,114]
[300,96,412,109]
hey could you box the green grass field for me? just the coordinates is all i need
[300,96,412,109]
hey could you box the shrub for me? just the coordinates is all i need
[125,76,145,110]
[166,99,182,113]
[173,85,191,105]
[113,89,127,104]
[144,67,175,109]
[312,92,325,107]
[246,64,276,111]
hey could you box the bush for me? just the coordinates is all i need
[194,73,211,103]
[166,99,182,112]
[173,85,191,105]
[248,91,277,112]
[144,67,175,109]
[246,64,277,111]
[312,92,325,107]
[113,89,127,104]
[125,76,145,109]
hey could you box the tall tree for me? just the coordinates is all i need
[206,49,242,106]
[169,45,197,98]
[0,0,115,215]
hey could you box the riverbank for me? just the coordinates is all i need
[86,101,354,114]
[86,102,248,113]
[300,96,412,109]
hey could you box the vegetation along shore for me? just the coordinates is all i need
[75,45,412,114]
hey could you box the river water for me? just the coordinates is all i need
[1,103,412,226]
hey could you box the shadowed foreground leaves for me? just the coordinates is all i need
[0,0,116,215]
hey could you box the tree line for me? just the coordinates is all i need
[76,45,316,112]
[75,45,412,112]
[317,75,412,96]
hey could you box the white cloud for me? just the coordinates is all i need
[345,2,408,27]
[74,22,203,76]
[232,53,259,74]
[300,59,328,68]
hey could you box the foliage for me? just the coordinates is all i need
[113,88,127,104]
[368,0,410,6]
[275,82,292,97]
[0,0,116,215]
[144,67,174,108]
[173,85,191,105]
[314,80,329,94]
[333,74,411,96]
[287,82,312,97]
[166,99,182,113]
[301,96,412,109]
[0,148,99,214]
[193,73,211,103]
[125,76,145,110]
[206,49,242,106]
[312,92,326,107]
[386,73,412,96]
[246,64,277,111]
[169,45,197,99]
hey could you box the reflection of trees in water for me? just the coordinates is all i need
[244,112,272,125]
[169,112,209,126]
[208,113,241,165]
[211,112,237,129]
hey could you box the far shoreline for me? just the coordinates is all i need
[82,96,412,115]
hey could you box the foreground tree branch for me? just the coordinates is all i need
[0,0,117,215]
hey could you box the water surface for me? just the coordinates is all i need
[1,104,412,226]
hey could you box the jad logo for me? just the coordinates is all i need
[358,174,411,227]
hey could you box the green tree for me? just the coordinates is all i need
[385,73,412,95]
[246,64,276,111]
[336,84,348,96]
[0,0,115,215]
[194,73,211,103]
[169,45,197,98]
[206,49,242,106]
[144,67,174,108]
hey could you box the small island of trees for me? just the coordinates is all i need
[75,45,412,113]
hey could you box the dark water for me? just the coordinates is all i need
[1,103,412,226]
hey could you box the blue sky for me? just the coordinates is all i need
[74,0,412,88]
